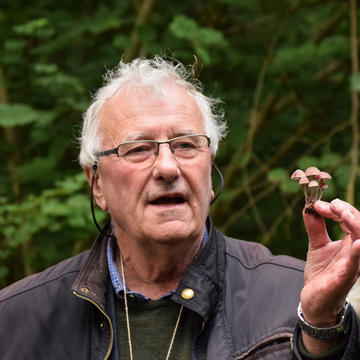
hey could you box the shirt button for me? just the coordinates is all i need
[181,288,195,300]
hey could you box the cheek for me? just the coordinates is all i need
[191,163,213,204]
[101,165,147,206]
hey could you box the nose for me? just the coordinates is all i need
[152,143,180,182]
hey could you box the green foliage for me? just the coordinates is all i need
[0,104,38,127]
[1,0,359,288]
[169,15,227,64]
[350,73,360,92]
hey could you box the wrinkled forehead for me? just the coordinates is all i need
[98,82,205,140]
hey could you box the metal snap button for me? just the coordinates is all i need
[181,288,195,300]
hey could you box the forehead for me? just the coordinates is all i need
[98,82,205,143]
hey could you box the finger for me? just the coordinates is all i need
[313,200,342,222]
[349,239,360,270]
[302,209,331,249]
[339,221,351,235]
[329,199,360,240]
[340,208,360,241]
[315,199,360,239]
[330,198,358,216]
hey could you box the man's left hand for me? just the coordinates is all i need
[300,199,360,353]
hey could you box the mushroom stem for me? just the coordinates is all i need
[309,188,315,202]
[315,180,323,200]
[301,184,308,202]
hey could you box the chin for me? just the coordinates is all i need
[149,222,197,244]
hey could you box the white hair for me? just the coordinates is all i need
[79,56,227,168]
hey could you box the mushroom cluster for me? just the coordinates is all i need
[291,167,331,215]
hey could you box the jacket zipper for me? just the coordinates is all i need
[73,291,114,360]
[235,333,293,359]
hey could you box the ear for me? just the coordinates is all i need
[83,166,108,212]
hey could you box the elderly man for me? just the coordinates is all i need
[1,57,360,359]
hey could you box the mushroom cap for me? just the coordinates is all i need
[319,171,332,180]
[291,169,306,179]
[320,183,329,189]
[305,166,321,177]
[299,176,309,185]
[308,180,319,188]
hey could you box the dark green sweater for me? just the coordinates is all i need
[115,295,198,360]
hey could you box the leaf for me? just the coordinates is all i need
[33,63,58,74]
[13,18,49,35]
[197,28,227,47]
[113,34,132,49]
[350,73,360,93]
[86,10,121,34]
[4,39,27,51]
[55,173,87,194]
[267,167,288,184]
[320,152,341,168]
[169,15,198,40]
[280,179,299,194]
[0,104,38,127]
[194,44,211,65]
[297,157,320,170]
[334,164,350,189]
[41,199,69,217]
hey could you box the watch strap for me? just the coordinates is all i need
[297,300,350,340]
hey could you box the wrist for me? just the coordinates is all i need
[297,300,350,340]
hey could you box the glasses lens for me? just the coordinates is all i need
[116,135,209,168]
[118,141,157,163]
[171,135,208,159]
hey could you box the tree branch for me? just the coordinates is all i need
[0,68,34,277]
[123,0,157,62]
[312,7,346,45]
[346,0,359,203]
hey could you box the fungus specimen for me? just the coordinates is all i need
[290,167,332,215]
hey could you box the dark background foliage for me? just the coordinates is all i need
[1,0,359,288]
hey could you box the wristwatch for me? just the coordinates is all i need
[297,300,350,340]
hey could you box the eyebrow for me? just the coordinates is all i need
[120,130,199,143]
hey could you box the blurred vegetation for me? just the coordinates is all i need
[1,0,360,288]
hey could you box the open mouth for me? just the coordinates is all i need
[149,195,186,205]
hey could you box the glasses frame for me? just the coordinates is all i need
[95,134,211,162]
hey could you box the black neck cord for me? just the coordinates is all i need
[211,162,224,205]
[90,162,108,234]
[89,162,224,233]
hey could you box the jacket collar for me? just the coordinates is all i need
[71,217,225,320]
[71,222,111,312]
[170,217,225,322]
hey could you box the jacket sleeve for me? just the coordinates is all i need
[292,305,360,359]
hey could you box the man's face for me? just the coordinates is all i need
[91,83,214,248]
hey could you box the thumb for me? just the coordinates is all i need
[303,210,331,249]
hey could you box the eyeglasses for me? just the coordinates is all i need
[95,134,210,168]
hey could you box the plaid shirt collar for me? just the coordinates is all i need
[107,227,208,302]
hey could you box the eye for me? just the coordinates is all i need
[120,142,154,157]
[129,145,152,154]
[172,139,197,151]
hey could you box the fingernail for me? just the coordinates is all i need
[332,198,341,210]
[316,201,326,210]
